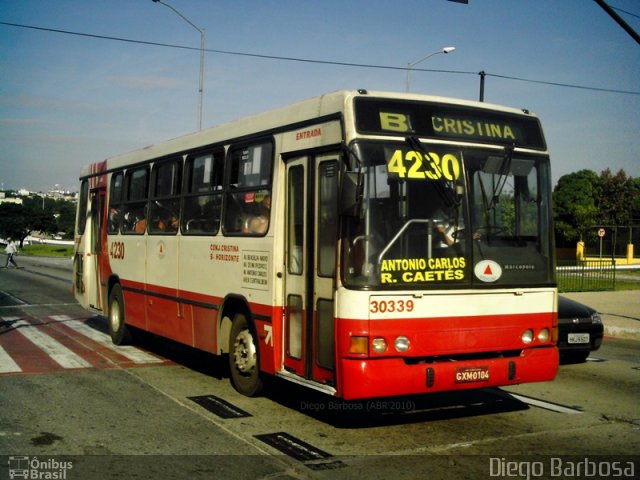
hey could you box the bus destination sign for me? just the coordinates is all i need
[355,97,546,150]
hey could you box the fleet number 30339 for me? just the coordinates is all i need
[369,299,415,314]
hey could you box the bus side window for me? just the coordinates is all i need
[122,167,149,235]
[108,172,124,234]
[223,141,273,236]
[76,179,89,235]
[224,192,243,233]
[148,158,182,235]
[182,150,224,235]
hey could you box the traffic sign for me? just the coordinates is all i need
[598,228,606,238]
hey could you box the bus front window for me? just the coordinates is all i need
[342,141,554,289]
[343,142,468,288]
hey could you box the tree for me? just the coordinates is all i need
[55,200,77,237]
[553,170,600,245]
[22,196,76,238]
[0,204,33,246]
[633,178,640,224]
[0,203,57,247]
[598,169,636,226]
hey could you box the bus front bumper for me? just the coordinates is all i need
[338,346,558,400]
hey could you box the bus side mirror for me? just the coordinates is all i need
[340,171,363,217]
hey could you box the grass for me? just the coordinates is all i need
[556,268,640,292]
[615,270,640,291]
[19,244,74,258]
[615,281,640,291]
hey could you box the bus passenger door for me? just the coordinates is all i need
[81,188,106,311]
[284,154,339,386]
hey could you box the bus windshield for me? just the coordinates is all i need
[342,141,554,289]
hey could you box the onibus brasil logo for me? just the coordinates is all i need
[8,456,73,479]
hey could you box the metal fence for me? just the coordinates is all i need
[583,225,638,261]
[556,259,616,292]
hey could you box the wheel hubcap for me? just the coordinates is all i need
[109,300,120,332]
[233,329,256,374]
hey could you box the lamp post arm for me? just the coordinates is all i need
[153,0,203,34]
[409,51,440,67]
[405,47,455,92]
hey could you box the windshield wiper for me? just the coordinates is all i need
[486,143,514,211]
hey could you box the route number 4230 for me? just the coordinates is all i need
[110,241,125,260]
[387,149,461,181]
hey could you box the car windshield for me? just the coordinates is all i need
[342,140,554,289]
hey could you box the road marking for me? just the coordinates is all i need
[586,356,606,362]
[490,389,583,414]
[13,320,91,369]
[0,345,21,373]
[0,291,26,306]
[64,320,162,364]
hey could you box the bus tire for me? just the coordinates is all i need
[229,313,263,396]
[108,284,132,345]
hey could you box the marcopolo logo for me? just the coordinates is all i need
[8,456,73,479]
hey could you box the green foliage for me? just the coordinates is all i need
[0,203,35,245]
[553,170,600,243]
[0,196,76,246]
[598,169,636,226]
[553,169,640,247]
[22,196,77,237]
[634,178,640,223]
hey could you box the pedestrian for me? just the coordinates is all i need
[4,239,19,268]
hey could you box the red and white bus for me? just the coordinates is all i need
[73,90,558,399]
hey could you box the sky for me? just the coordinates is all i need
[1,0,639,193]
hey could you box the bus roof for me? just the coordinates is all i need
[80,89,539,177]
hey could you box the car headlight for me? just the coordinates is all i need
[591,312,602,324]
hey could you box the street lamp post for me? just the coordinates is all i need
[405,47,455,92]
[152,0,205,130]
[479,70,486,102]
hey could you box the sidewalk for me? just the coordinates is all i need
[10,254,73,271]
[561,290,640,341]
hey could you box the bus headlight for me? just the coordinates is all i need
[521,329,534,344]
[395,336,410,352]
[537,328,550,343]
[372,338,387,354]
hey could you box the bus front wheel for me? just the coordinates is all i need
[108,284,132,345]
[229,313,263,396]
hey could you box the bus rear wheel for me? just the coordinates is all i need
[229,313,263,396]
[108,284,132,345]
